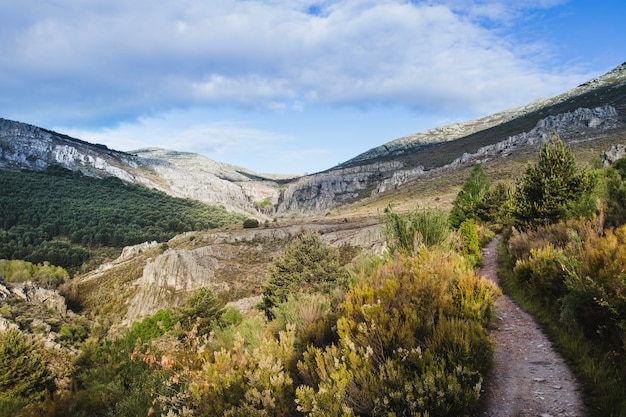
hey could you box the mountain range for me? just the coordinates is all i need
[2,62,625,220]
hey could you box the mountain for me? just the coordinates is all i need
[1,62,626,220]
[0,119,293,217]
[276,62,626,215]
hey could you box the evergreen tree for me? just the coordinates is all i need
[450,164,490,228]
[177,287,226,335]
[260,232,349,319]
[512,136,596,228]
[0,329,48,402]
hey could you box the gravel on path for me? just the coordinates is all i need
[474,236,587,417]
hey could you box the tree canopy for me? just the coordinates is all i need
[512,136,596,228]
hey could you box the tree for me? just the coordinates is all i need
[512,136,596,228]
[0,329,48,402]
[260,232,350,318]
[177,287,226,335]
[450,164,490,228]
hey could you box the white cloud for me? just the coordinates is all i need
[0,0,591,125]
[62,110,293,156]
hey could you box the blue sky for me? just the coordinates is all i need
[1,0,624,174]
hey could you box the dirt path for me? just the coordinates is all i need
[474,236,587,417]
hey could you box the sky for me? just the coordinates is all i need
[1,1,624,174]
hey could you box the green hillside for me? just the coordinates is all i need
[0,165,247,270]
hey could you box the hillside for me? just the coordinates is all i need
[276,62,626,216]
[2,63,626,417]
[1,63,625,220]
[0,119,291,217]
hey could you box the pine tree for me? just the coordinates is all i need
[0,329,48,401]
[260,232,349,318]
[450,164,490,228]
[512,135,596,228]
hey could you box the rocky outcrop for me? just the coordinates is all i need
[276,161,403,215]
[601,144,626,167]
[447,105,621,167]
[10,282,68,317]
[123,220,384,322]
[276,105,623,215]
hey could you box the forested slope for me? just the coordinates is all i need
[0,165,247,269]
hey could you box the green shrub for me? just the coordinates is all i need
[458,219,481,268]
[513,245,569,307]
[260,232,350,319]
[176,287,225,336]
[0,329,48,402]
[243,218,260,229]
[382,204,450,255]
[450,164,490,228]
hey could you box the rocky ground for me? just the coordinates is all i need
[474,236,588,417]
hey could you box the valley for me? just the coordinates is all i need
[1,62,626,416]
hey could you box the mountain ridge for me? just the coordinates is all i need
[1,62,626,219]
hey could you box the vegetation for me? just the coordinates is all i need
[382,204,450,254]
[0,259,69,288]
[493,138,626,416]
[449,164,490,228]
[0,166,247,270]
[0,329,49,404]
[259,232,351,319]
[512,135,596,228]
[6,133,626,416]
[243,218,260,228]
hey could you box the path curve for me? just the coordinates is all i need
[474,236,587,417]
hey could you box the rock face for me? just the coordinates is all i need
[276,105,623,215]
[0,119,288,217]
[122,220,384,322]
[448,105,621,167]
[10,282,68,317]
[601,144,626,166]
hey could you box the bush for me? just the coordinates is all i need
[176,287,226,335]
[295,247,500,416]
[243,218,260,229]
[450,164,490,228]
[0,329,48,403]
[513,245,569,307]
[382,204,450,255]
[260,232,350,319]
[458,219,481,268]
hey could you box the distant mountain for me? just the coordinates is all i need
[0,119,291,217]
[275,62,626,215]
[1,62,625,218]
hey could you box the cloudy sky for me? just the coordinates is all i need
[1,0,624,174]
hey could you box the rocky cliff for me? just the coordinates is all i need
[77,219,385,323]
[0,119,289,217]
[276,104,624,215]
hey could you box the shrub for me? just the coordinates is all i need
[186,327,297,416]
[458,219,481,268]
[450,164,490,228]
[176,287,226,335]
[260,232,350,319]
[513,245,569,307]
[295,247,500,416]
[382,204,450,255]
[243,218,260,229]
[0,329,48,402]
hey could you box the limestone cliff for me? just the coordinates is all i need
[276,104,624,215]
[108,220,384,323]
